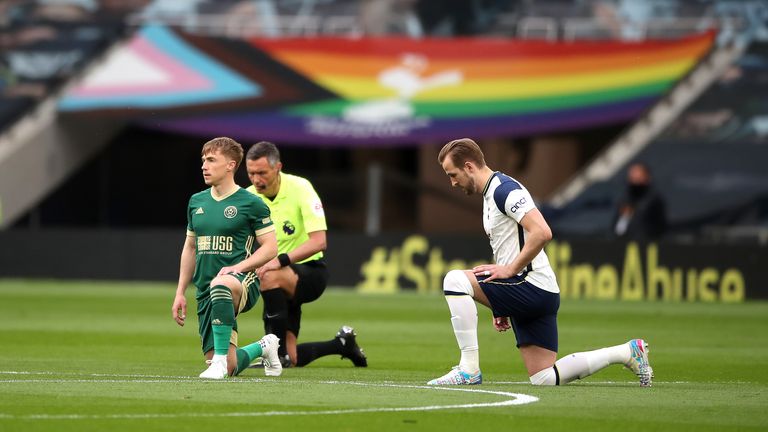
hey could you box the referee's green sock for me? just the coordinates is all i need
[210,285,236,356]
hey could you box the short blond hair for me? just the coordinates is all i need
[438,138,486,168]
[201,137,244,169]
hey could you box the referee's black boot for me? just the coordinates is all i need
[279,354,292,368]
[335,326,368,367]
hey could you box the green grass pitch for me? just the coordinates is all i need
[1,279,767,431]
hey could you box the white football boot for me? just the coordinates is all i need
[427,366,482,385]
[199,354,228,379]
[259,334,283,377]
[625,339,653,387]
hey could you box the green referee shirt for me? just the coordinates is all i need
[246,172,326,263]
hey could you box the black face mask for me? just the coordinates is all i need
[628,184,649,202]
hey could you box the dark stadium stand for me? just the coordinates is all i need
[0,96,35,131]
[0,0,147,130]
[0,0,765,300]
[3,0,765,231]
[548,40,768,243]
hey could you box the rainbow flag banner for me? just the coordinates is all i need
[61,26,714,146]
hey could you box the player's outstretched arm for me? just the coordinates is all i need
[501,208,551,277]
[173,235,196,327]
[256,230,326,279]
[219,230,278,275]
[288,230,327,263]
[472,208,553,282]
[517,208,553,257]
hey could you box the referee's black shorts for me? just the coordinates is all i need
[290,259,328,305]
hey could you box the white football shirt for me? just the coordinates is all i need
[482,172,559,293]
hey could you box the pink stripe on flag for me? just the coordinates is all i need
[71,36,211,97]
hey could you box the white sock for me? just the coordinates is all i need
[446,295,479,373]
[530,367,557,385]
[553,342,631,384]
[211,354,227,366]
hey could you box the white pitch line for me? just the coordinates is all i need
[0,371,538,420]
[0,379,204,384]
[0,371,755,385]
[493,381,694,385]
[0,371,194,379]
[0,379,695,385]
[1,371,749,386]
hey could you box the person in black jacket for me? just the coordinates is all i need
[612,162,667,240]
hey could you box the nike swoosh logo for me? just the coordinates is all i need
[265,313,280,319]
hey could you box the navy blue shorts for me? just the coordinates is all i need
[476,274,560,352]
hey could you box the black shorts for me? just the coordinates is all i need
[476,274,560,352]
[290,259,328,305]
[284,259,328,336]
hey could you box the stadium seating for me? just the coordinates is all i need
[1,0,766,242]
[548,39,768,243]
[0,1,147,228]
[0,1,145,130]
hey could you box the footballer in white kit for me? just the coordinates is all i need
[482,172,559,294]
[429,137,653,387]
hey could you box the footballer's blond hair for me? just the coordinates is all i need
[201,137,244,169]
